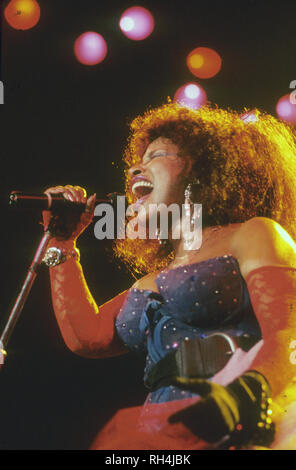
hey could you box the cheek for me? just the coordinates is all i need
[155,170,187,204]
[169,164,189,191]
[155,159,187,182]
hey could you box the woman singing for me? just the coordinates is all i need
[42,103,296,450]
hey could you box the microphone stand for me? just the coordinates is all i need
[0,224,54,367]
[0,192,125,367]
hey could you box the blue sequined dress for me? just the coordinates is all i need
[92,254,267,450]
[115,254,261,403]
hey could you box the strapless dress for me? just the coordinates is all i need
[115,254,261,403]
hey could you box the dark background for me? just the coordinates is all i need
[0,0,295,449]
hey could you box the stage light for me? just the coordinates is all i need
[276,94,296,125]
[4,0,40,31]
[174,82,207,110]
[74,32,107,66]
[119,6,154,40]
[186,47,222,79]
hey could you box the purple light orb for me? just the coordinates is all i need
[74,32,107,66]
[174,82,207,110]
[276,94,296,125]
[119,6,154,40]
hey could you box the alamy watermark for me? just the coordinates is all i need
[93,196,202,250]
[0,81,4,104]
[290,80,296,105]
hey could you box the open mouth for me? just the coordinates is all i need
[131,180,154,201]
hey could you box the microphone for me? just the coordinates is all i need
[9,191,125,212]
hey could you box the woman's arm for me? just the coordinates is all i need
[43,185,130,359]
[231,217,296,398]
[48,238,130,359]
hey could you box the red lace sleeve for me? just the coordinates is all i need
[244,265,296,397]
[49,251,129,358]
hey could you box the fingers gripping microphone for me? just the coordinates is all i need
[9,191,125,212]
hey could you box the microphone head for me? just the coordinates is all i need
[9,190,22,205]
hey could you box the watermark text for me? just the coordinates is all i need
[93,196,202,250]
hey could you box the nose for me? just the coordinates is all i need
[128,163,144,178]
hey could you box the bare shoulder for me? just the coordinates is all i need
[131,270,160,293]
[230,217,296,279]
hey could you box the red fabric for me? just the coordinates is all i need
[90,397,213,450]
[244,265,296,397]
[48,245,129,358]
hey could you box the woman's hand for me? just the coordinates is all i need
[168,371,274,447]
[42,185,96,241]
[168,378,239,444]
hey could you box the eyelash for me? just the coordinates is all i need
[146,152,166,162]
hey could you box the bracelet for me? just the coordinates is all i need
[221,371,275,449]
[42,246,80,267]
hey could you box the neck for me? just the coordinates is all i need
[169,224,223,261]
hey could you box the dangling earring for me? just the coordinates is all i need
[184,178,200,202]
[184,178,201,216]
[183,178,202,251]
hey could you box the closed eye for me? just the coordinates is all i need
[143,151,168,164]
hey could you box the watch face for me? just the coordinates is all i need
[43,247,63,267]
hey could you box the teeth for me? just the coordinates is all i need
[131,180,154,194]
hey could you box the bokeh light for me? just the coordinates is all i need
[119,6,154,40]
[74,32,107,66]
[174,82,207,109]
[4,0,40,31]
[276,94,296,125]
[186,47,222,79]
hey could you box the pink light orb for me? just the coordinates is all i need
[74,32,107,66]
[119,6,154,40]
[276,94,296,125]
[174,82,207,110]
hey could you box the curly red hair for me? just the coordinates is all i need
[113,102,296,276]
